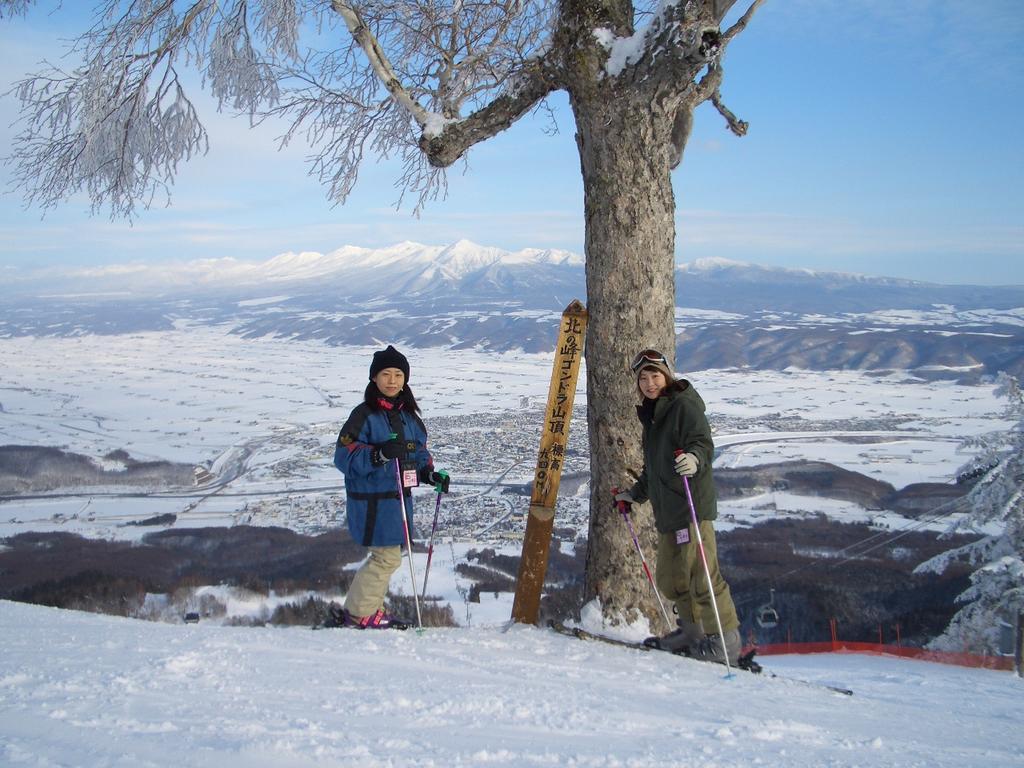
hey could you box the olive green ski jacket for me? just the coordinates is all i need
[627,380,718,532]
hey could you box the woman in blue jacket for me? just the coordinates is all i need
[333,345,450,629]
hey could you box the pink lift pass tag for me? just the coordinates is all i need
[402,467,420,488]
[675,527,690,545]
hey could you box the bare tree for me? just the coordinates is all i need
[4,0,764,628]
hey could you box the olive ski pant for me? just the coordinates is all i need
[344,545,402,617]
[655,521,739,633]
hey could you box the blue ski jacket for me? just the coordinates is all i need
[333,398,433,547]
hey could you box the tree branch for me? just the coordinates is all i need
[418,57,558,167]
[332,1,559,169]
[722,0,765,45]
[331,1,434,130]
[711,88,747,136]
[686,1,764,136]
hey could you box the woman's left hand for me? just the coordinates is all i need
[674,452,699,477]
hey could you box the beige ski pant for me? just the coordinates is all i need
[344,545,402,617]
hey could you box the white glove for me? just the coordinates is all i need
[613,490,634,505]
[674,452,699,477]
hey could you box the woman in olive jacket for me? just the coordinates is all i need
[615,349,741,664]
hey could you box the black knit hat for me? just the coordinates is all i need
[369,344,410,382]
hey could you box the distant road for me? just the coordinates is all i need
[0,430,957,504]
[714,429,950,448]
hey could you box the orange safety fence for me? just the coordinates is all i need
[752,640,1015,672]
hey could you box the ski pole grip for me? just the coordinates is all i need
[610,486,631,516]
[434,469,449,493]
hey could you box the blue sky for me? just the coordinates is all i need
[1,1,1022,285]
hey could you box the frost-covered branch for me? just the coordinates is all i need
[916,373,1024,652]
[252,2,554,210]
[4,0,304,218]
[0,0,35,19]
[8,39,209,218]
[5,1,760,217]
[301,1,559,201]
[418,56,558,167]
[5,1,560,216]
[331,1,434,129]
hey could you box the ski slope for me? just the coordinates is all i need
[1,600,1020,767]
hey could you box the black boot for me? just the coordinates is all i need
[690,628,742,665]
[644,619,704,654]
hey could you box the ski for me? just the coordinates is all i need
[548,620,852,696]
[549,619,655,652]
[757,666,853,697]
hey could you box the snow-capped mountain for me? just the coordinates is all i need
[1,241,1021,379]
[17,239,584,302]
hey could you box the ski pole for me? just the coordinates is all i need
[612,487,673,628]
[420,471,448,601]
[394,458,423,631]
[680,468,732,678]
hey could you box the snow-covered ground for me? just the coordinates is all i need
[145,540,523,630]
[1,599,1021,767]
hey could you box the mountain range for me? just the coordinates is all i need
[2,240,1021,380]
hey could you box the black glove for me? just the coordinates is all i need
[419,467,450,493]
[371,439,407,466]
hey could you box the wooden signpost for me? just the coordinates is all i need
[511,300,587,625]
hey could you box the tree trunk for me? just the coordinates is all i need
[573,92,681,630]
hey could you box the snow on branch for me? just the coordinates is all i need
[593,1,762,79]
[417,58,557,167]
[4,0,303,218]
[917,373,1024,651]
[330,2,435,131]
[8,14,211,218]
[318,1,558,181]
[5,1,763,217]
[5,1,560,216]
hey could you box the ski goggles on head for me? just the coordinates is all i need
[630,349,669,373]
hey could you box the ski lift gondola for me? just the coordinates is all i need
[756,588,779,629]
